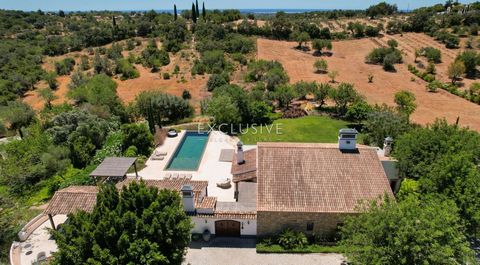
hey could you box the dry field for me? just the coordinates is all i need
[23,39,211,112]
[257,36,480,131]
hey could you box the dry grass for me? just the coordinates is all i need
[257,36,480,131]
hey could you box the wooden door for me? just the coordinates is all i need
[215,220,241,237]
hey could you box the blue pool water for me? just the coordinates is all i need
[166,132,209,171]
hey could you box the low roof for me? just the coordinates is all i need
[89,157,137,177]
[116,179,208,193]
[44,186,98,215]
[45,179,209,216]
[231,149,257,183]
[257,143,393,213]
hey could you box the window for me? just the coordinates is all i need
[306,222,314,231]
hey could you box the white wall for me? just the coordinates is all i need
[191,217,257,236]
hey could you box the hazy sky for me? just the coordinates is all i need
[0,0,476,12]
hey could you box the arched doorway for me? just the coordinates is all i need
[215,220,241,237]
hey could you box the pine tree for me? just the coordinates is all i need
[174,4,178,20]
[202,2,206,20]
[196,0,200,18]
[192,3,197,23]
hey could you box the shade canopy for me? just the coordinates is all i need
[89,157,137,178]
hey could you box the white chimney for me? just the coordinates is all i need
[237,141,245,164]
[383,137,394,157]
[181,185,195,212]
[338,129,358,151]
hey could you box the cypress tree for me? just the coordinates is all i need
[202,2,206,20]
[112,16,117,40]
[192,3,197,23]
[196,0,200,18]
[174,4,177,20]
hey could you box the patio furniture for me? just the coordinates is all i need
[37,251,47,262]
[172,173,179,179]
[164,173,172,179]
[185,174,193,180]
[216,178,231,189]
[167,129,178,138]
[155,150,168,156]
[179,173,186,179]
[151,155,165,161]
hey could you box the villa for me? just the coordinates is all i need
[11,129,399,264]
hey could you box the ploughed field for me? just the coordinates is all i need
[257,35,480,131]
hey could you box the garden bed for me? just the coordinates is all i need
[256,243,343,254]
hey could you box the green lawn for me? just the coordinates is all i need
[239,116,348,145]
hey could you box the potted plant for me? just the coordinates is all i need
[202,229,211,242]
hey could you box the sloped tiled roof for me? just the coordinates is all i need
[231,149,257,183]
[196,212,257,219]
[196,196,217,209]
[116,179,208,193]
[44,186,98,215]
[257,143,393,213]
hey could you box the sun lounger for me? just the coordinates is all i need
[164,173,171,179]
[155,150,168,156]
[185,174,193,180]
[172,173,179,179]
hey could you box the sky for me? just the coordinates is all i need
[0,0,476,12]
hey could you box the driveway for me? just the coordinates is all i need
[183,238,345,265]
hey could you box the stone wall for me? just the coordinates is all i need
[257,211,351,237]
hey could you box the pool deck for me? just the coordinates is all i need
[129,130,242,202]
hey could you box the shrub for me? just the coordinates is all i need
[423,74,436,82]
[366,47,402,66]
[55,57,76,75]
[163,72,170,79]
[182,89,191,100]
[277,229,308,250]
[314,59,328,73]
[116,58,139,80]
[419,47,442,63]
[207,73,229,91]
[368,74,374,83]
[312,39,332,54]
[383,53,397,71]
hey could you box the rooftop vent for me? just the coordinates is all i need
[237,141,245,165]
[181,185,195,212]
[338,128,358,151]
[383,136,394,157]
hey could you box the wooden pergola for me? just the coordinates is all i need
[89,157,138,181]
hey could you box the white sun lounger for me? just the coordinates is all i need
[164,173,171,179]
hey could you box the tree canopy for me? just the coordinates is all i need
[52,181,193,265]
[340,195,476,265]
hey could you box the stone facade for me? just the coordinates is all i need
[257,211,352,237]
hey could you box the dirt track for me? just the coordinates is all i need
[257,37,480,131]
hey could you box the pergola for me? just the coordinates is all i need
[89,157,138,181]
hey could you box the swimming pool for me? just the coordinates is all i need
[165,131,209,171]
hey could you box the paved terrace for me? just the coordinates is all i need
[130,130,244,202]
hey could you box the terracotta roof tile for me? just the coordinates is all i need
[196,212,257,219]
[116,179,208,193]
[196,196,217,209]
[257,143,393,213]
[231,149,257,174]
[44,186,98,215]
